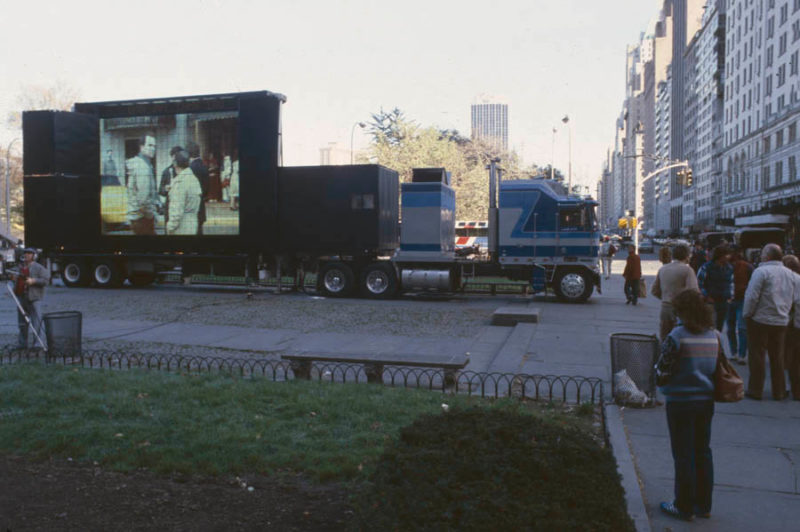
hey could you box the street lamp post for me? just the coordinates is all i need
[5,138,19,236]
[550,127,557,180]
[562,115,572,192]
[350,122,366,164]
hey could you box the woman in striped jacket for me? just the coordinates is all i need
[655,289,719,522]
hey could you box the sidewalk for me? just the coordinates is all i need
[609,299,800,529]
[620,374,800,531]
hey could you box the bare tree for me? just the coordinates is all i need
[3,82,81,235]
[5,81,81,131]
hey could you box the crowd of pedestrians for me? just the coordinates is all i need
[646,237,800,522]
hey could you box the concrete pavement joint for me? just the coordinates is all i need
[604,404,651,532]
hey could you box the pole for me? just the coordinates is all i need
[550,127,556,180]
[5,138,18,235]
[350,122,365,165]
[561,116,572,191]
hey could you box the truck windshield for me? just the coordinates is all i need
[559,207,590,231]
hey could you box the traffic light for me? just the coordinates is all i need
[686,168,693,187]
[677,169,685,185]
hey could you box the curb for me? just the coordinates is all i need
[605,404,651,532]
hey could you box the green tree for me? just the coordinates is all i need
[361,109,537,220]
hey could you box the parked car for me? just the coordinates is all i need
[638,239,654,253]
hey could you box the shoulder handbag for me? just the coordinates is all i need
[714,333,744,402]
[638,278,647,298]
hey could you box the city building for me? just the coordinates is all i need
[319,142,351,165]
[470,96,509,151]
[721,0,800,247]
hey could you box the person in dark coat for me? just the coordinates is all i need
[726,248,754,364]
[696,245,734,332]
[158,146,184,227]
[188,142,209,235]
[623,244,642,305]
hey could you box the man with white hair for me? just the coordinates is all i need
[743,243,797,400]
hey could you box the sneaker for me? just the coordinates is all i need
[660,501,694,522]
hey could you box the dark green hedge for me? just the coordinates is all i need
[353,408,634,531]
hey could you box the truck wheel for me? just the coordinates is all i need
[318,262,355,297]
[62,261,89,288]
[553,270,592,303]
[360,263,398,299]
[92,260,122,288]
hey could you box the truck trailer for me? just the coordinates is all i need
[22,90,601,302]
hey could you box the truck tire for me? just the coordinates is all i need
[553,269,592,303]
[92,260,122,288]
[61,260,90,288]
[318,262,355,297]
[360,263,398,299]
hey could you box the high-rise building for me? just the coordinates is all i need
[721,0,800,239]
[471,97,508,151]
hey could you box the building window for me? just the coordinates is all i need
[767,45,774,66]
[790,155,798,180]
[780,33,788,55]
[763,165,771,189]
[792,51,799,74]
[778,64,787,86]
[779,94,786,109]
[781,3,789,24]
[794,20,800,41]
[768,16,775,38]
[776,160,784,184]
[790,121,797,141]
[766,75,773,95]
[777,129,785,147]
[764,136,771,153]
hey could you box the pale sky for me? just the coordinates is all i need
[1,0,662,190]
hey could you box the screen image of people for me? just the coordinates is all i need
[99,111,239,236]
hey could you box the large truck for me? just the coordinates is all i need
[22,90,601,302]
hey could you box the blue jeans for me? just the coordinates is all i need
[666,400,714,516]
[711,300,728,332]
[624,279,639,304]
[726,299,747,359]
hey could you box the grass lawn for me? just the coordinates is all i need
[0,363,631,530]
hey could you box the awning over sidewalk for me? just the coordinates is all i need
[734,213,790,226]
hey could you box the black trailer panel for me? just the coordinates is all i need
[24,175,99,250]
[277,165,399,256]
[23,111,98,176]
[24,91,283,255]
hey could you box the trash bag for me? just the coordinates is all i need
[613,368,649,406]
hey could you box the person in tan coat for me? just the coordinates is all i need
[652,244,699,340]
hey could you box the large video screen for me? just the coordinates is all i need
[99,111,239,236]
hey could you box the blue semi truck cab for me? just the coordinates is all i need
[384,165,601,303]
[496,179,601,302]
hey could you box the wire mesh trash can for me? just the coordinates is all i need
[43,311,82,357]
[610,333,659,405]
